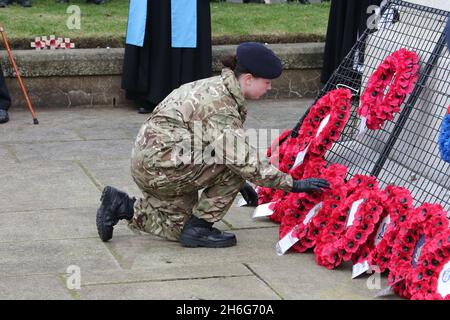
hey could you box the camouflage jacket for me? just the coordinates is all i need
[131,68,293,191]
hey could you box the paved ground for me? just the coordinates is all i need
[0,99,396,300]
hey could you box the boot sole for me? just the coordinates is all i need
[179,234,237,248]
[96,186,113,242]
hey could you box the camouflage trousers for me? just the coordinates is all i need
[128,163,245,241]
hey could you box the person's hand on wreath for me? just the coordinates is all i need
[239,182,258,207]
[291,178,330,193]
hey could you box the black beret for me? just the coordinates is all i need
[236,42,283,79]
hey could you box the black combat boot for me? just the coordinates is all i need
[180,215,237,248]
[96,186,135,242]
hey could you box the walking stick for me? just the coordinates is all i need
[0,24,38,124]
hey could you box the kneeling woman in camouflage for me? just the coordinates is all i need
[96,42,330,248]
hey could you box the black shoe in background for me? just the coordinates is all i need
[137,107,154,114]
[0,110,9,123]
[137,101,156,114]
[180,215,237,248]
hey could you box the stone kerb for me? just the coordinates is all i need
[0,43,324,109]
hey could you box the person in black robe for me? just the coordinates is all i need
[122,0,212,114]
[320,0,383,84]
[0,64,11,124]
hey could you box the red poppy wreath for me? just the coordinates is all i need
[409,227,450,300]
[283,88,352,180]
[314,175,380,269]
[357,48,419,130]
[257,88,351,205]
[368,185,415,273]
[277,164,348,253]
[388,203,449,299]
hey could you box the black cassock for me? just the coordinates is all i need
[320,0,382,84]
[0,64,11,111]
[121,0,212,111]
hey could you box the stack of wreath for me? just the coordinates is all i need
[255,49,449,300]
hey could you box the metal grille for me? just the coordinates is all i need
[295,0,450,211]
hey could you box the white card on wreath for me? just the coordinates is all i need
[437,260,450,298]
[292,145,309,169]
[275,226,299,256]
[357,116,368,137]
[252,202,275,218]
[352,260,371,279]
[374,215,390,246]
[303,202,323,225]
[316,114,331,138]
[236,197,247,207]
[346,198,365,227]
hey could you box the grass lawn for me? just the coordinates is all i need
[0,0,330,49]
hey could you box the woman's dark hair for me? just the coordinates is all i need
[221,54,250,78]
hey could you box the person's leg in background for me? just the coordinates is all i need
[0,64,11,124]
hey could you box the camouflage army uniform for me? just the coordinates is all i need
[128,68,293,241]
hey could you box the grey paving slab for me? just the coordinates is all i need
[224,199,277,229]
[79,159,142,196]
[0,162,100,213]
[0,238,120,276]
[0,124,81,144]
[242,115,264,131]
[0,207,134,243]
[9,139,134,162]
[247,99,312,130]
[78,275,279,300]
[105,228,281,270]
[0,107,144,143]
[80,263,252,286]
[0,274,72,300]
[0,145,16,164]
[246,255,398,300]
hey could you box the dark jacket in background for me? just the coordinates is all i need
[0,64,11,111]
[321,0,383,84]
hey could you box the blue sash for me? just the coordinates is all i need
[125,0,197,48]
[125,0,147,47]
[171,0,197,48]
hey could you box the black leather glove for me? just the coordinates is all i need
[239,182,258,207]
[292,178,330,193]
